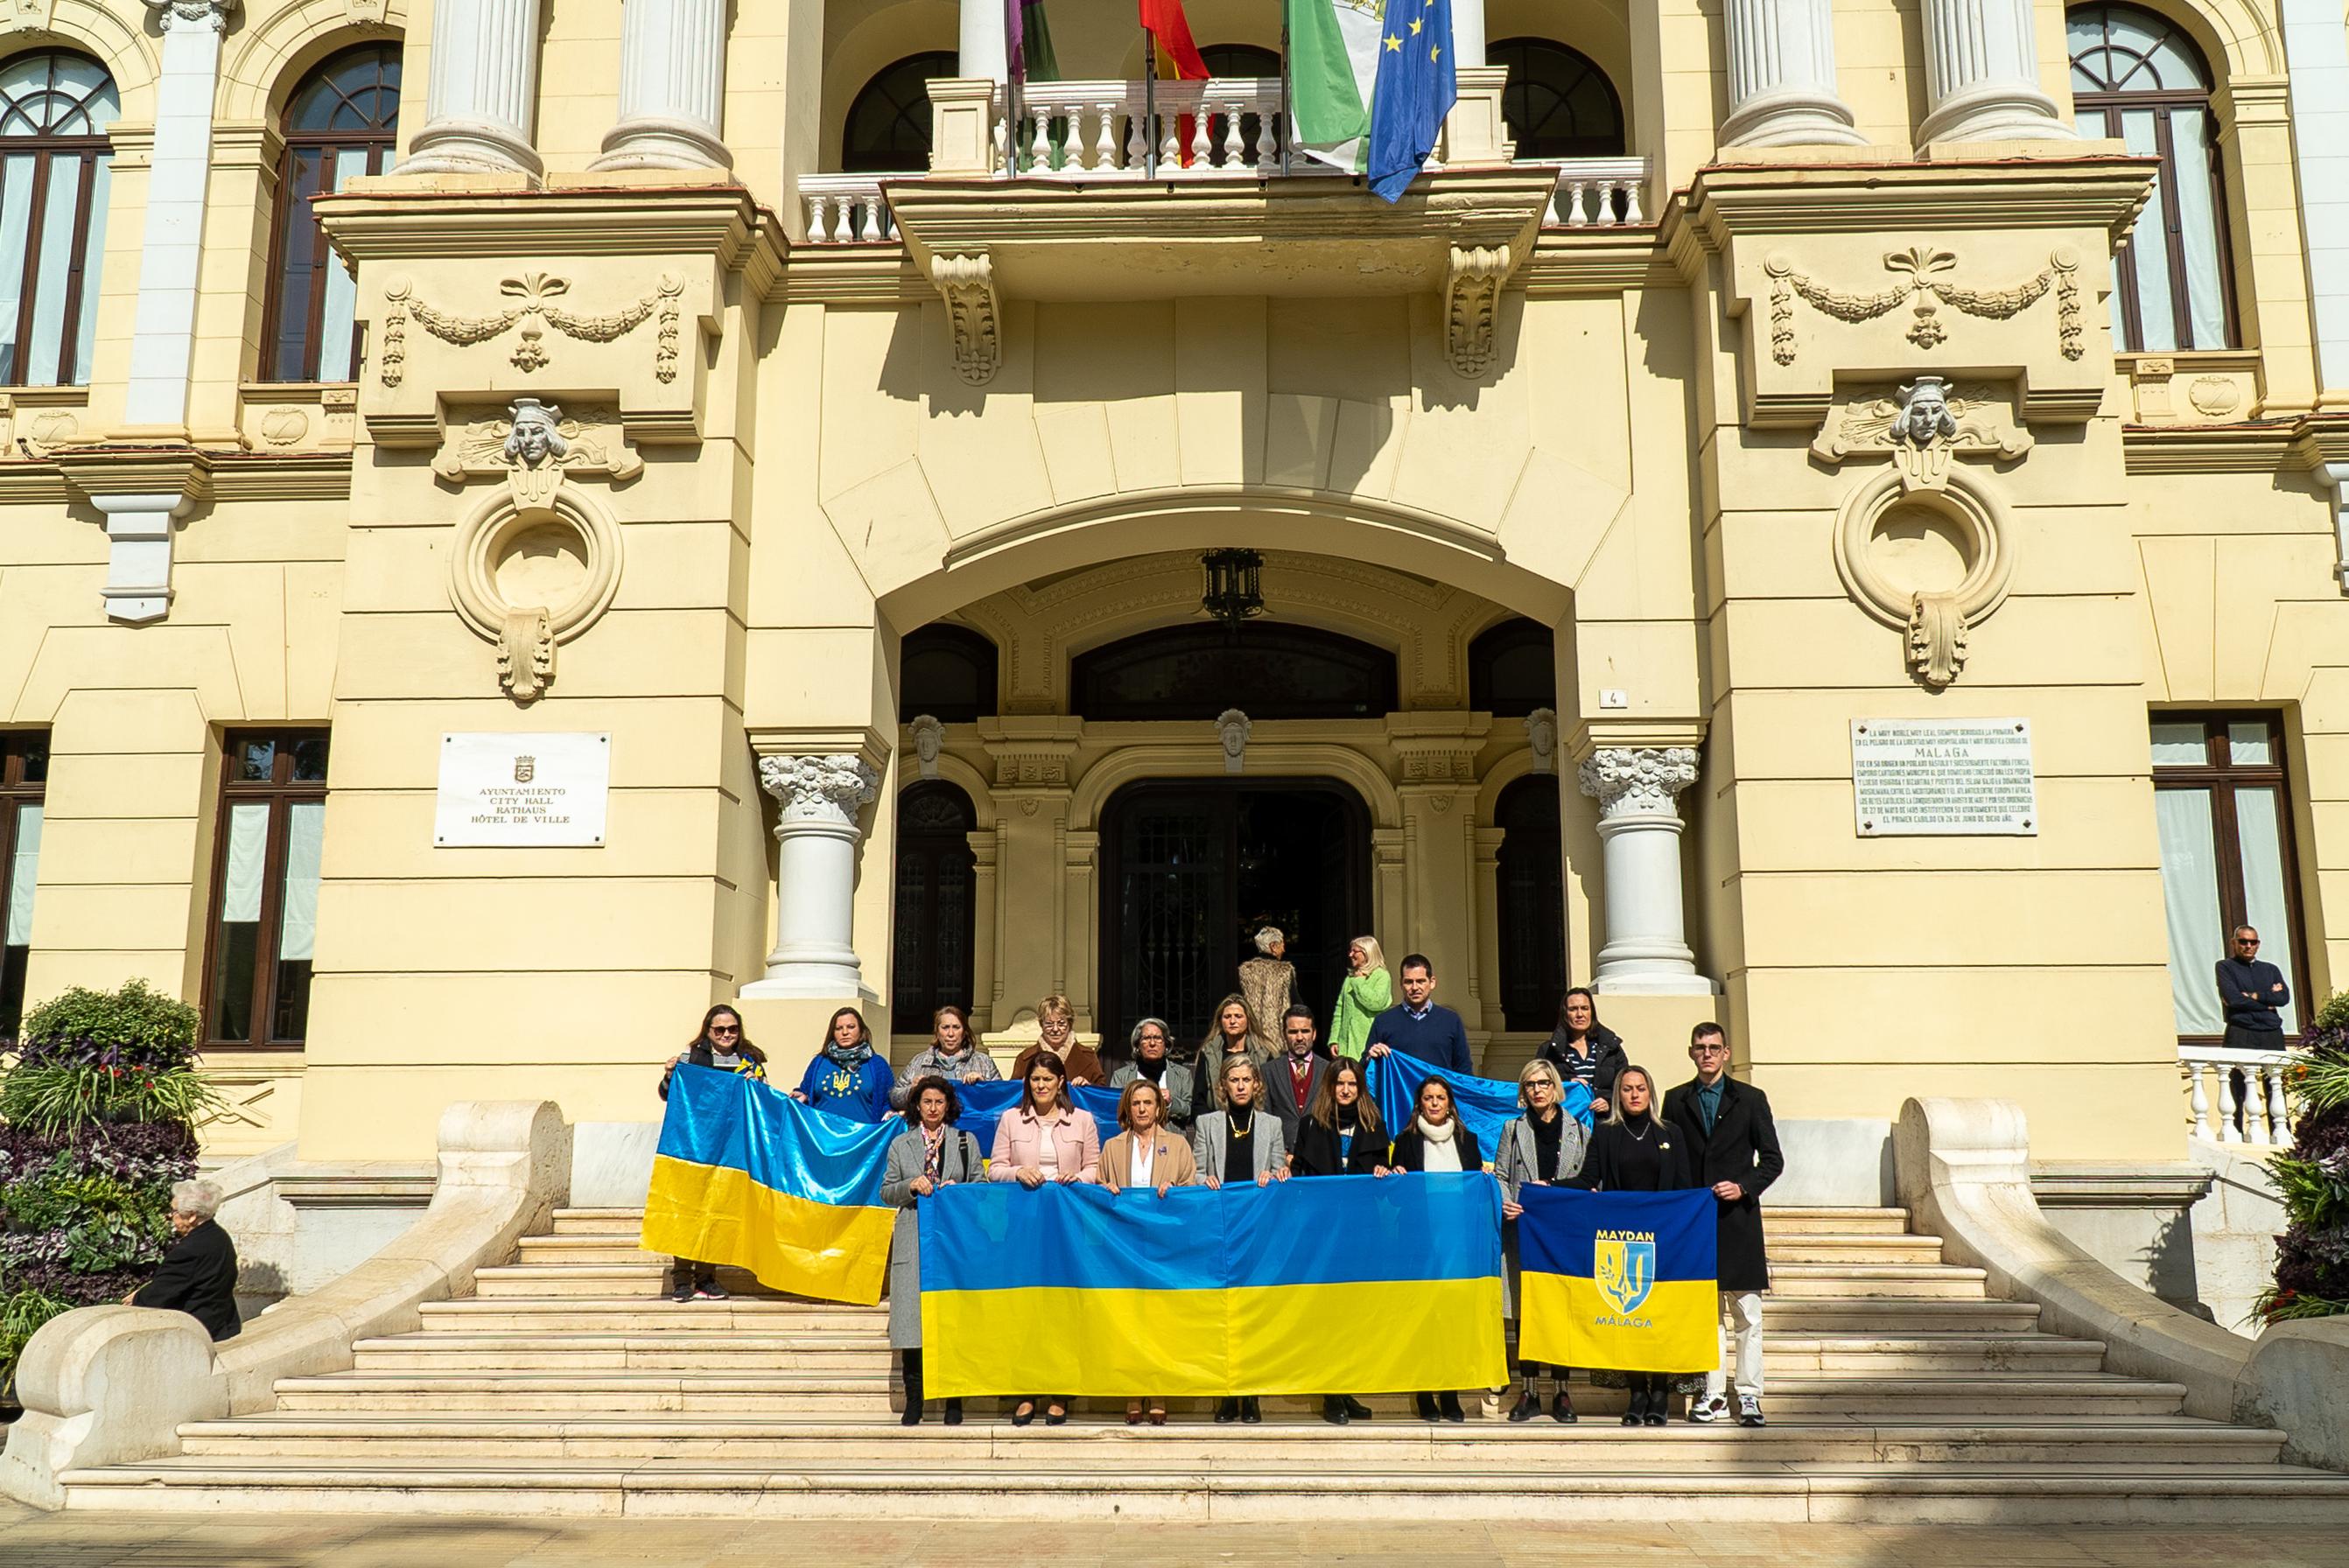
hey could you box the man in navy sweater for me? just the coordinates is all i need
[2216,924,2291,1050]
[1364,953,1474,1074]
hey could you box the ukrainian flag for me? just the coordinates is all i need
[641,1063,898,1306]
[919,1172,1506,1397]
[1516,1186,1718,1373]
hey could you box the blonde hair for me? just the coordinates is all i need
[1604,1066,1665,1130]
[1215,1054,1263,1110]
[1200,993,1257,1055]
[1350,935,1388,976]
[1517,1059,1564,1108]
[1036,994,1074,1026]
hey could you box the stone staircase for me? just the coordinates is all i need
[59,1206,2349,1522]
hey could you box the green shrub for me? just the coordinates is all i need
[2259,990,2349,1324]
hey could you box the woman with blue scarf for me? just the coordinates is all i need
[791,1006,896,1120]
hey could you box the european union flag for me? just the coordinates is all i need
[1364,0,1456,201]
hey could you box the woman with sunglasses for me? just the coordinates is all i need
[656,1005,767,1302]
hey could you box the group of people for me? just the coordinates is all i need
[655,929,1785,1435]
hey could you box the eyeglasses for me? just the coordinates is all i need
[709,1024,741,1036]
[1692,1043,1729,1054]
[2234,937,2261,947]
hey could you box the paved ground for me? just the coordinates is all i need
[2,1505,2346,1568]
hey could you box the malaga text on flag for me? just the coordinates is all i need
[1516,1185,1719,1373]
[641,1064,899,1306]
[919,1172,1507,1396]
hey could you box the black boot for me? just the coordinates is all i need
[1322,1396,1349,1425]
[900,1349,924,1426]
[1621,1382,1647,1427]
[943,1397,964,1425]
[1215,1397,1240,1424]
[1240,1396,1262,1424]
[1343,1396,1374,1421]
[1438,1390,1465,1424]
[1416,1392,1440,1422]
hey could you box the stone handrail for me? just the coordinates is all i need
[1896,1096,2349,1471]
[2180,1041,2296,1144]
[1536,157,1649,228]
[0,1099,568,1509]
[1012,77,1291,176]
[799,172,903,244]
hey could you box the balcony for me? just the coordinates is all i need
[2180,1041,2301,1145]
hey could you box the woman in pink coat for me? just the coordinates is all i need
[988,1050,1100,1425]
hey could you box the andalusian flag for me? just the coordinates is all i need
[642,1064,898,1306]
[1286,0,1384,170]
[1518,1186,1719,1372]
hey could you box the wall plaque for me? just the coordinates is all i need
[1850,718,2036,836]
[435,732,610,847]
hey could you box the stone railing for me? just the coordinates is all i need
[1537,157,1649,228]
[2181,1041,2298,1145]
[1007,77,1291,176]
[799,172,903,244]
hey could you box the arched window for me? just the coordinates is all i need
[1199,43,1282,159]
[263,45,401,382]
[1493,38,1623,159]
[901,624,999,723]
[2068,5,2233,352]
[892,781,977,1026]
[0,52,117,387]
[1495,775,1567,1032]
[843,52,956,172]
[1071,624,1398,721]
[1469,617,1556,718]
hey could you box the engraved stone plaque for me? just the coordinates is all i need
[1851,718,2036,836]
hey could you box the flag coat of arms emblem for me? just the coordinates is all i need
[1595,1233,1656,1314]
[1517,1186,1716,1373]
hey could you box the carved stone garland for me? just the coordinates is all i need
[381,270,684,386]
[1765,244,2082,366]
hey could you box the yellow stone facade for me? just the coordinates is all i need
[0,0,2341,1183]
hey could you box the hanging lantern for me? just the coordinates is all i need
[1200,549,1265,627]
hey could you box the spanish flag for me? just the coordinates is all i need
[919,1172,1507,1397]
[1517,1186,1718,1373]
[642,1063,897,1306]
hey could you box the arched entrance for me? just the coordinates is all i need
[1098,776,1371,1049]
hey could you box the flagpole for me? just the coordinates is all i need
[1006,0,1023,175]
[1143,25,1159,180]
[1277,3,1293,175]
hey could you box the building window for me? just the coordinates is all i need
[1493,38,1623,159]
[0,732,47,1039]
[901,624,999,723]
[0,52,117,387]
[205,732,330,1046]
[1495,775,1567,1032]
[891,782,977,1027]
[2150,714,2304,1040]
[262,45,401,382]
[1071,624,1399,722]
[2068,5,2233,352]
[1469,617,1556,718]
[842,52,956,172]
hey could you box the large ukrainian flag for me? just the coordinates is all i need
[919,1172,1506,1397]
[1517,1186,1718,1373]
[641,1063,898,1305]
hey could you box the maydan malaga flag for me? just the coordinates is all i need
[1286,0,1382,171]
[920,1172,1506,1396]
[642,1063,898,1305]
[1365,0,1456,200]
[1365,1048,1591,1158]
[1517,1185,1718,1373]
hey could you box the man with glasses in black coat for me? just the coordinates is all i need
[1663,1022,1783,1428]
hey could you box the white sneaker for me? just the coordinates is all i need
[1686,1395,1728,1424]
[1737,1394,1765,1427]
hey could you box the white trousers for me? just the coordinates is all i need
[1705,1290,1764,1400]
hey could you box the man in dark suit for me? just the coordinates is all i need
[128,1179,242,1341]
[1663,1023,1782,1427]
[1266,1005,1334,1150]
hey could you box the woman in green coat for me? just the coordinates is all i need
[1328,934,1393,1060]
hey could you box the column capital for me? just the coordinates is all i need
[145,0,235,33]
[757,753,880,830]
[1577,746,1700,820]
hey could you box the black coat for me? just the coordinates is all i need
[132,1219,242,1341]
[1290,1116,1388,1176]
[1662,1076,1784,1293]
[1263,1054,1333,1150]
[1537,1026,1630,1110]
[1385,1123,1483,1172]
[1573,1120,1697,1194]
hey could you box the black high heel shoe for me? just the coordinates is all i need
[1011,1401,1036,1427]
[1215,1398,1240,1424]
[1044,1403,1069,1426]
[1415,1392,1441,1423]
[1240,1396,1262,1424]
[1620,1388,1646,1427]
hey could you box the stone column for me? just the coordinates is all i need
[1452,0,1486,68]
[1577,746,1714,995]
[957,0,1006,85]
[395,0,545,181]
[741,754,880,998]
[123,0,234,431]
[592,0,731,172]
[1916,0,2073,144]
[1719,0,1866,148]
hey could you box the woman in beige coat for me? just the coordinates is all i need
[1098,1077,1199,1424]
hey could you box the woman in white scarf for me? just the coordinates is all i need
[1380,1077,1484,1421]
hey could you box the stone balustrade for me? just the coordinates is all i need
[799,173,901,244]
[1008,78,1290,176]
[2180,1042,2298,1145]
[1539,158,1649,228]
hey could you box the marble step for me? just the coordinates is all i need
[347,1330,2106,1377]
[1760,1264,1988,1299]
[263,1371,2188,1418]
[62,1458,2349,1525]
[1761,1298,2039,1333]
[172,1414,2286,1467]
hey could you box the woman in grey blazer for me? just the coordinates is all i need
[1190,1054,1291,1423]
[1497,1059,1590,1424]
[881,1074,985,1426]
